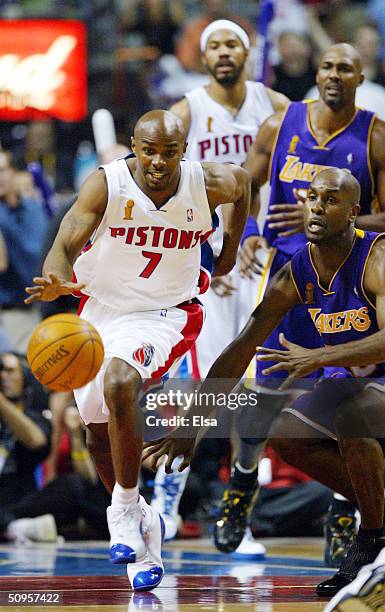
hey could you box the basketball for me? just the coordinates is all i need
[27,313,104,392]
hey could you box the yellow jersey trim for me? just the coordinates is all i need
[289,260,304,303]
[308,234,357,295]
[246,248,276,379]
[367,113,377,201]
[360,232,385,310]
[306,100,359,149]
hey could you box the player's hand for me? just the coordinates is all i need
[256,333,323,390]
[239,235,269,278]
[142,432,196,473]
[211,275,237,297]
[25,273,85,304]
[266,189,306,237]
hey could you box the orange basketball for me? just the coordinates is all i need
[27,313,104,392]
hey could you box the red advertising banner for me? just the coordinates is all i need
[0,20,87,121]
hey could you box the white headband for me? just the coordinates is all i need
[200,19,250,53]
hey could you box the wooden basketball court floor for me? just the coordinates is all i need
[0,537,338,611]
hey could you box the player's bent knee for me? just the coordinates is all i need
[104,359,142,409]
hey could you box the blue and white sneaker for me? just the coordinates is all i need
[126,495,165,591]
[151,456,190,541]
[107,502,146,564]
[324,547,385,611]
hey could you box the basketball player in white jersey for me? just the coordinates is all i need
[150,20,289,553]
[25,110,250,591]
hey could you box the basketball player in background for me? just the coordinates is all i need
[25,110,250,591]
[216,43,385,562]
[150,18,289,553]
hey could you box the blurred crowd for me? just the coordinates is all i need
[1,0,385,544]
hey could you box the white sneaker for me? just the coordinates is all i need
[230,527,266,560]
[126,496,165,592]
[324,548,385,611]
[107,502,146,564]
[151,456,189,541]
[6,514,58,543]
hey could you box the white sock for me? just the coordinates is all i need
[111,482,139,507]
[235,460,257,474]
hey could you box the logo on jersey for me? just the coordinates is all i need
[123,199,135,220]
[132,342,155,367]
[207,117,213,132]
[160,309,167,317]
[187,208,194,222]
[305,282,314,304]
[347,153,353,164]
[288,135,299,154]
[308,307,371,334]
[279,155,332,184]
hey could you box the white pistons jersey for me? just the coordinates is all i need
[184,81,274,164]
[73,158,213,312]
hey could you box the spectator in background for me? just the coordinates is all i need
[13,170,40,202]
[119,0,184,56]
[272,32,316,101]
[352,22,385,87]
[1,403,110,543]
[0,151,48,353]
[0,352,52,542]
[176,0,255,74]
[25,121,56,187]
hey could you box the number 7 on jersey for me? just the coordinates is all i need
[139,250,162,278]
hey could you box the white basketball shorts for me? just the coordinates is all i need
[74,296,204,425]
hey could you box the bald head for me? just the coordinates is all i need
[134,110,186,143]
[131,110,187,193]
[311,168,361,205]
[320,43,362,73]
[304,167,361,243]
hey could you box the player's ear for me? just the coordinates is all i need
[351,203,361,222]
[183,141,187,154]
[131,137,136,154]
[359,72,365,86]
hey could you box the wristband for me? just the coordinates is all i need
[241,216,260,246]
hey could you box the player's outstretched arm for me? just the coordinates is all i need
[259,239,385,384]
[25,170,108,303]
[203,162,250,275]
[143,263,300,471]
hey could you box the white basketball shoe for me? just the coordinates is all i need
[108,496,164,591]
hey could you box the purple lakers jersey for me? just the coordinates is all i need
[267,101,376,257]
[290,229,385,378]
